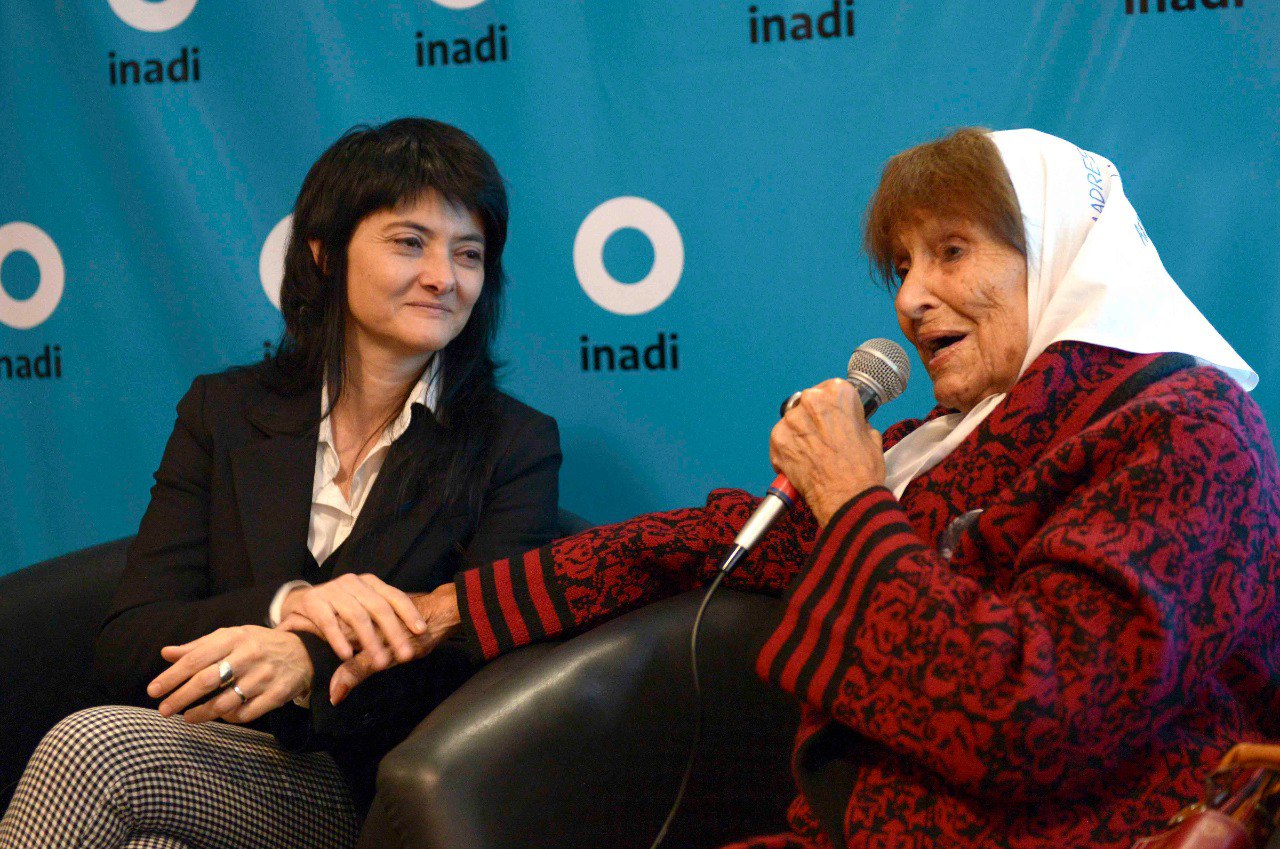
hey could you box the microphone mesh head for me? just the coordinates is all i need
[847,338,910,403]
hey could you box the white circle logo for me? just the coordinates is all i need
[0,222,65,330]
[431,0,487,8]
[259,214,292,311]
[573,197,683,316]
[108,0,197,32]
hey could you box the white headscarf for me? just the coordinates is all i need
[883,128,1257,497]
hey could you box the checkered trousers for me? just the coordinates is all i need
[0,705,359,849]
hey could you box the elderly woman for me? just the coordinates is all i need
[0,118,561,848]
[320,127,1280,848]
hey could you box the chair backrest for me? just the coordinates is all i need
[555,507,593,537]
[0,536,133,806]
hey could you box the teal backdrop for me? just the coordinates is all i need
[2,0,1277,573]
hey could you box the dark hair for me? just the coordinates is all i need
[270,117,509,519]
[864,127,1026,290]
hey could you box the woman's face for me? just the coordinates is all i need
[891,214,1029,414]
[337,190,485,368]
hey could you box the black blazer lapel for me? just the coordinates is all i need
[231,386,319,588]
[329,407,452,586]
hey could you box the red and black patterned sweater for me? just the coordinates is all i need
[452,341,1280,849]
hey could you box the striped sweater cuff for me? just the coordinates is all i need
[455,546,574,663]
[756,486,927,711]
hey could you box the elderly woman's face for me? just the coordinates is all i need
[892,215,1029,414]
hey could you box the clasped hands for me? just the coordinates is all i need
[147,574,460,725]
[770,377,886,527]
[276,575,461,705]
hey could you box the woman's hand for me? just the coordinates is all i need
[770,378,886,527]
[328,583,462,705]
[278,573,428,667]
[147,625,314,724]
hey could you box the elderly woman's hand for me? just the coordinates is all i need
[770,378,886,527]
[147,626,314,724]
[326,583,462,705]
[278,573,428,668]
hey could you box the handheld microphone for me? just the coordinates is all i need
[718,338,910,574]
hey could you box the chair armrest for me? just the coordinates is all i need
[358,588,799,849]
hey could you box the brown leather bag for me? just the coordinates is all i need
[1132,744,1280,849]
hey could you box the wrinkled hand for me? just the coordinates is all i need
[147,625,313,724]
[328,583,462,705]
[770,378,885,527]
[278,573,427,667]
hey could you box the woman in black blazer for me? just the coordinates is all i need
[0,118,561,848]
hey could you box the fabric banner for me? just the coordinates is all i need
[2,0,1276,572]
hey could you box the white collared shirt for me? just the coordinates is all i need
[267,361,441,626]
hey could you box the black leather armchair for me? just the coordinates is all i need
[0,536,129,808]
[357,588,800,849]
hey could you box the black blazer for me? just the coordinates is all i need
[94,362,561,799]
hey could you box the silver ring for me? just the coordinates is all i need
[217,660,235,688]
[231,684,249,705]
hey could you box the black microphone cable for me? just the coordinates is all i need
[647,339,908,848]
[647,566,727,849]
